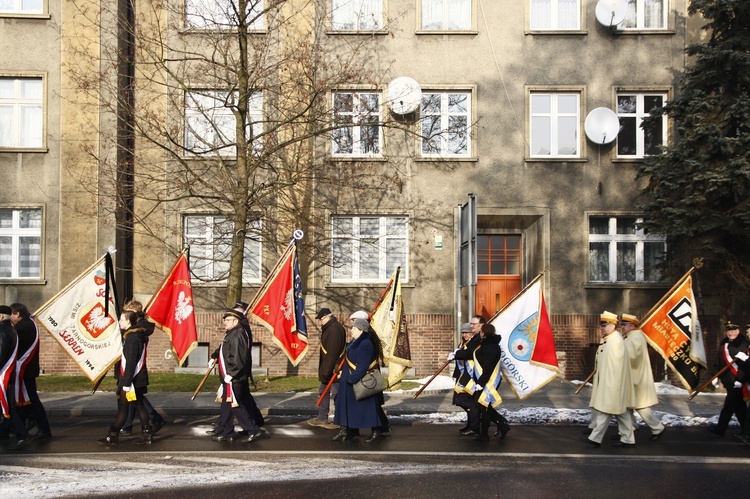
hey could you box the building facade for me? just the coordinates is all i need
[2,1,713,381]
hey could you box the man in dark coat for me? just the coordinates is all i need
[0,305,28,444]
[307,307,346,429]
[211,309,263,443]
[10,302,51,446]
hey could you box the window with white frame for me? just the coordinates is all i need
[331,0,382,31]
[184,89,262,156]
[0,0,44,15]
[621,0,666,30]
[0,77,43,149]
[420,0,471,30]
[331,215,408,282]
[616,92,667,158]
[420,91,471,157]
[184,215,261,283]
[0,208,42,279]
[588,215,665,283]
[530,92,579,157]
[185,0,264,30]
[529,0,580,30]
[331,91,382,157]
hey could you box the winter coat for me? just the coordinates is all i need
[318,316,346,384]
[623,329,659,409]
[220,324,250,382]
[14,316,39,379]
[590,331,636,415]
[716,335,750,389]
[333,330,381,429]
[115,327,149,389]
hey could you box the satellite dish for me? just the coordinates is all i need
[386,77,422,115]
[595,0,627,28]
[584,107,620,145]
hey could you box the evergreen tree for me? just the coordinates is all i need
[636,0,750,314]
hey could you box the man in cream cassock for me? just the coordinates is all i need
[582,311,637,448]
[621,313,666,441]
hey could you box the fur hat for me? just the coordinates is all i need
[352,318,370,332]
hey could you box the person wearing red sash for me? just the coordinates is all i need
[708,322,749,437]
[0,305,28,446]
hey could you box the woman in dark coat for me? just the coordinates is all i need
[708,322,749,437]
[471,323,510,441]
[332,318,381,442]
[98,310,151,445]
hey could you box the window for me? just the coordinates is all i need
[331,215,408,282]
[420,91,471,157]
[616,92,666,158]
[588,216,665,283]
[0,77,43,149]
[185,0,264,30]
[420,0,471,30]
[184,89,263,156]
[331,91,382,157]
[183,215,261,283]
[621,0,666,30]
[530,92,579,157]
[0,0,44,15]
[0,208,42,279]
[331,0,382,31]
[530,0,580,30]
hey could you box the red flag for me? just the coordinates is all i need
[145,253,198,366]
[249,242,308,366]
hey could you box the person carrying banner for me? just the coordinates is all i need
[582,311,636,448]
[351,309,390,441]
[210,309,263,444]
[452,322,479,434]
[10,302,51,445]
[0,305,28,446]
[120,300,166,437]
[307,307,346,429]
[621,313,666,441]
[99,310,152,445]
[332,318,381,442]
[734,323,750,446]
[707,322,749,437]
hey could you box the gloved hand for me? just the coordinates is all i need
[208,358,216,369]
[447,352,455,361]
[122,385,131,392]
[125,384,136,402]
[734,381,743,389]
[474,385,484,393]
[711,378,720,389]
[735,352,749,362]
[224,375,232,383]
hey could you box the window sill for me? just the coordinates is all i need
[0,279,47,285]
[415,30,478,36]
[178,28,267,35]
[326,30,389,36]
[611,157,646,164]
[326,156,387,162]
[525,30,588,35]
[326,281,413,288]
[613,29,675,35]
[524,157,587,164]
[413,156,477,163]
[0,147,48,153]
[0,13,51,20]
[584,282,668,290]
[191,281,261,288]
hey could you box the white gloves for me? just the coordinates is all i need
[734,381,743,389]
[447,352,455,361]
[122,385,131,392]
[712,378,720,388]
[735,352,749,362]
[224,375,233,383]
[474,385,483,392]
[208,358,216,369]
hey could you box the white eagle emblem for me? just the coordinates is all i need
[280,288,294,321]
[174,291,194,325]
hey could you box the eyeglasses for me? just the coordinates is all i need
[470,322,481,326]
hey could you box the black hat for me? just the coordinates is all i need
[233,301,249,311]
[0,305,11,315]
[315,307,332,319]
[223,309,244,321]
[726,322,740,330]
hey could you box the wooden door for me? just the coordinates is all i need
[474,235,522,319]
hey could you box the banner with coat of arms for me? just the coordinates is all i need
[34,252,122,382]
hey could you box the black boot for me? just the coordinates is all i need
[364,430,382,443]
[331,427,349,441]
[98,425,119,446]
[138,424,153,445]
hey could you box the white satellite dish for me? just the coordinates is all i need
[584,107,620,144]
[386,77,422,115]
[595,0,627,28]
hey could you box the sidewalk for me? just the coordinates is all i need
[39,378,725,421]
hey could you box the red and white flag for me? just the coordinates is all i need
[249,240,308,366]
[145,252,198,367]
[35,253,122,383]
[490,274,559,400]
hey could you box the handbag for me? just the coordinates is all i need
[352,368,385,400]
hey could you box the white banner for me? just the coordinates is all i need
[35,255,121,382]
